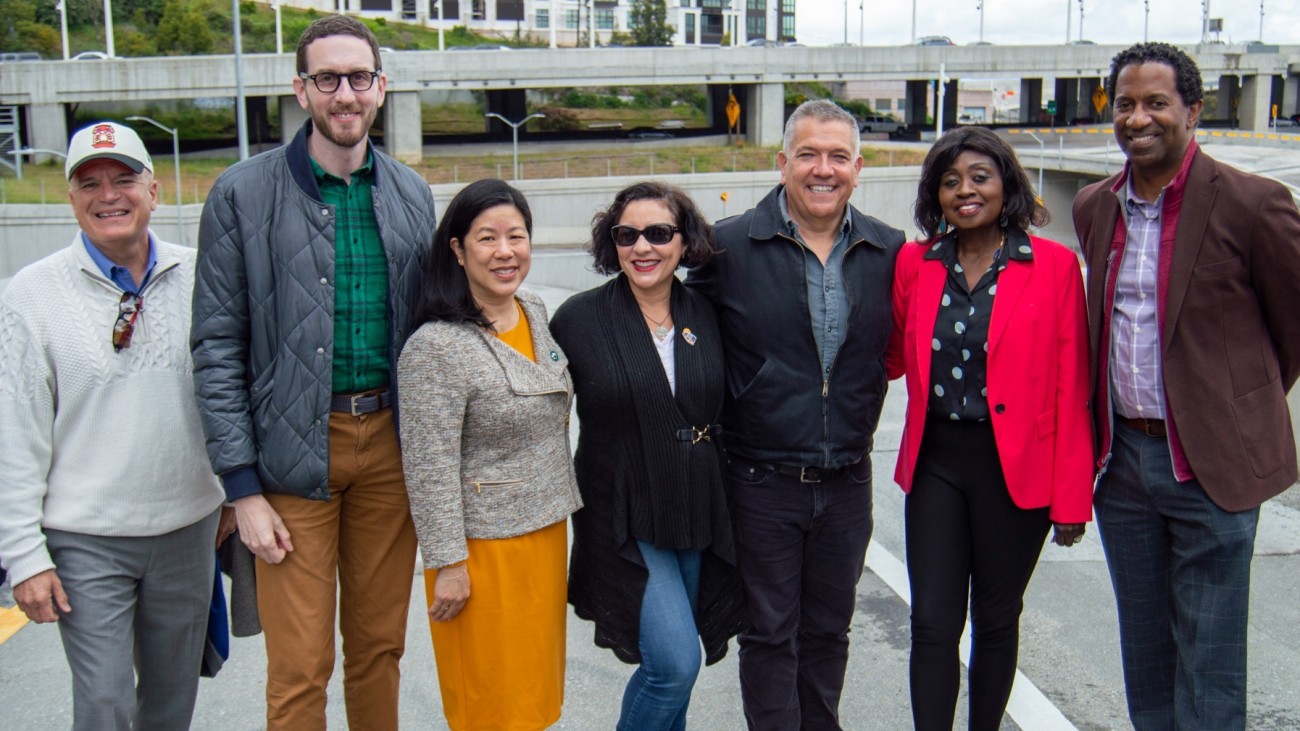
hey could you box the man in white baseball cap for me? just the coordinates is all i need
[0,120,230,730]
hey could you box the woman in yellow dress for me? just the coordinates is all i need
[397,178,582,730]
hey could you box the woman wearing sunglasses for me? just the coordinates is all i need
[397,179,582,730]
[889,126,1094,731]
[550,182,744,731]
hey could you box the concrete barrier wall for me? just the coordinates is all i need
[0,168,928,280]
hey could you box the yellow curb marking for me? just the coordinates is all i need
[0,605,30,645]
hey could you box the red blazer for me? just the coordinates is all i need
[887,234,1095,523]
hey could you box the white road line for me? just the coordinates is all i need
[865,541,1081,731]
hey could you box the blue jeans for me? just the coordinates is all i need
[617,541,703,731]
[1096,421,1259,731]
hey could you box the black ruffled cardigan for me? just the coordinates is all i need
[550,275,745,665]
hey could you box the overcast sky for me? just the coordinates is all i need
[796,0,1299,47]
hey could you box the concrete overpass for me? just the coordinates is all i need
[2,43,1298,163]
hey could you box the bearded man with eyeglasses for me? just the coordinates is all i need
[0,121,227,730]
[191,14,436,731]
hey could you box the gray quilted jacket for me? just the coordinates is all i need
[191,121,436,501]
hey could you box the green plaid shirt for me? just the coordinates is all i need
[312,154,391,394]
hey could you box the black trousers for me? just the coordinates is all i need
[727,456,873,731]
[905,416,1050,731]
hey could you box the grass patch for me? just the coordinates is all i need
[0,144,927,204]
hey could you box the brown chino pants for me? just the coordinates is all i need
[257,408,418,731]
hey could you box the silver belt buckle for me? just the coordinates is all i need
[800,466,819,484]
[349,394,365,417]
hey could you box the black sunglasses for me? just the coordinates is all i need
[611,224,680,247]
[113,292,143,353]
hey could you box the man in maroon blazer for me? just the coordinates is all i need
[1073,42,1300,731]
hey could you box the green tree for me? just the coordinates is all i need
[629,0,673,47]
[0,0,37,49]
[155,0,182,51]
[177,5,215,54]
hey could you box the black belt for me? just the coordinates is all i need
[675,424,723,444]
[331,389,392,416]
[1116,415,1166,437]
[729,454,859,484]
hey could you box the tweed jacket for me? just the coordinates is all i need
[1073,146,1300,511]
[397,289,582,568]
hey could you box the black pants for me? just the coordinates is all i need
[905,417,1050,731]
[727,456,873,731]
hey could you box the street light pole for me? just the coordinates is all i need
[484,113,546,181]
[977,0,985,45]
[1144,0,1149,42]
[8,148,69,181]
[58,1,69,60]
[126,116,185,246]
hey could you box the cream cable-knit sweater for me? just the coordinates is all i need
[0,236,225,588]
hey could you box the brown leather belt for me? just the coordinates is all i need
[1116,415,1166,437]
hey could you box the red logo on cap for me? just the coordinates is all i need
[90,124,117,150]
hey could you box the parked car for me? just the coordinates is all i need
[70,51,108,60]
[627,128,674,140]
[1270,118,1297,128]
[745,38,782,48]
[0,51,42,62]
[914,36,954,46]
[858,113,902,134]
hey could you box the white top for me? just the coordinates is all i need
[655,327,676,395]
[0,236,225,588]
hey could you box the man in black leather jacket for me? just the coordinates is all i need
[687,99,904,730]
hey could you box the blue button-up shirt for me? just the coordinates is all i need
[778,189,853,377]
[82,232,156,293]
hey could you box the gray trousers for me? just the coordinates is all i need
[46,508,220,731]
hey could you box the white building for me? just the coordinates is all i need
[285,0,796,47]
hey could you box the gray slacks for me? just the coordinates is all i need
[46,507,220,731]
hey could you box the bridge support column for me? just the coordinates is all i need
[1283,74,1299,118]
[1019,78,1043,124]
[279,96,309,144]
[26,104,67,164]
[1216,75,1240,127]
[1239,74,1270,132]
[746,82,784,148]
[1079,77,1102,123]
[1053,78,1080,125]
[382,91,423,164]
[937,78,958,130]
[903,80,929,128]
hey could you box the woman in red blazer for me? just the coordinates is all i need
[888,126,1094,731]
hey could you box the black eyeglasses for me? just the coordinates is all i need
[611,224,680,247]
[113,292,143,353]
[298,70,380,94]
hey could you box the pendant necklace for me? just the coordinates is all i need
[642,309,672,342]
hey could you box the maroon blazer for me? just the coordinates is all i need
[888,234,1094,524]
[1072,147,1300,511]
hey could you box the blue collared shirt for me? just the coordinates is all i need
[778,189,853,377]
[82,232,157,293]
